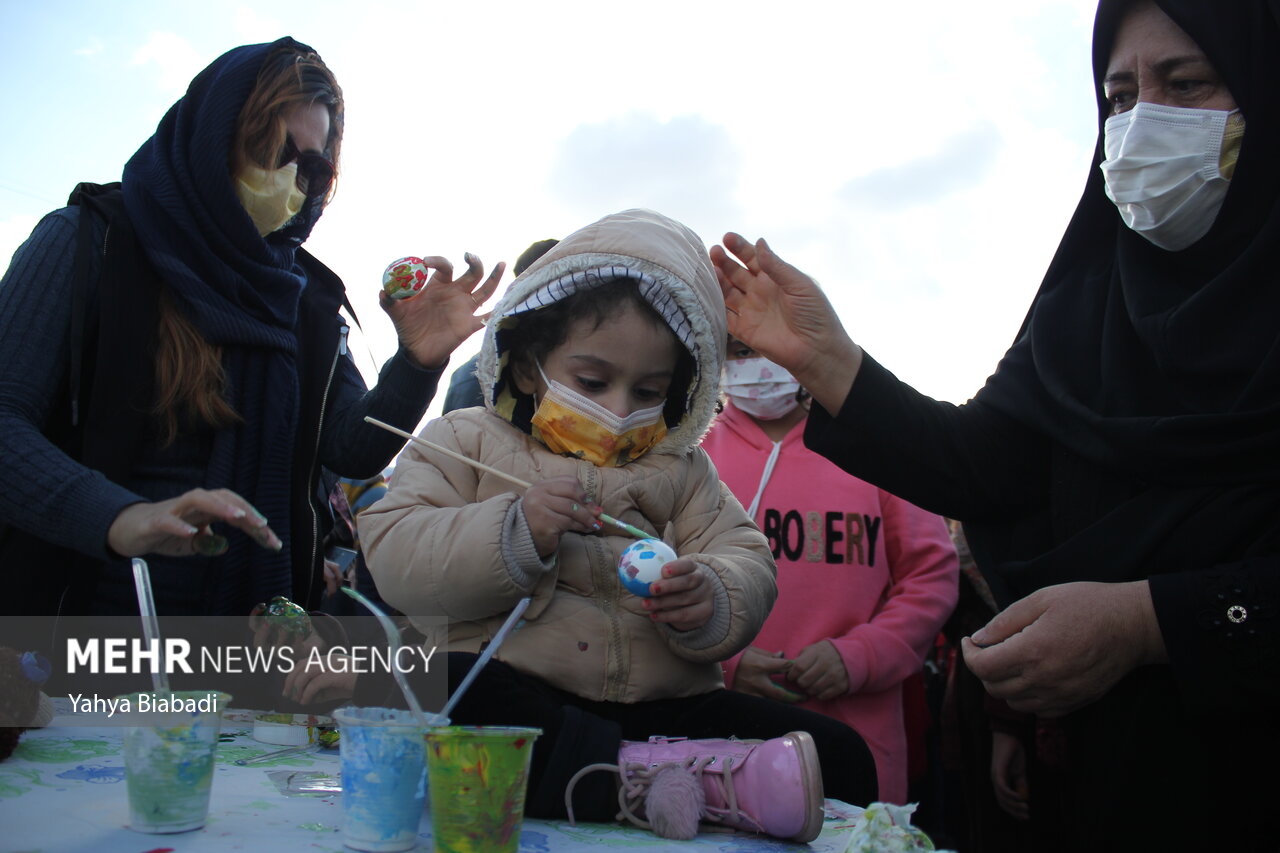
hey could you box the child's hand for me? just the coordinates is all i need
[643,558,712,632]
[283,654,357,705]
[731,647,806,703]
[520,476,602,558]
[785,639,849,701]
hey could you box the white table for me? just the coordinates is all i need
[0,711,873,852]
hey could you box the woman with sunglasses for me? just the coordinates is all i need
[0,38,499,621]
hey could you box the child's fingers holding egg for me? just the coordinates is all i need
[643,558,714,631]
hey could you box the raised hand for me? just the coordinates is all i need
[381,253,505,369]
[710,234,862,413]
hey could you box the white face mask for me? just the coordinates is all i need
[236,162,305,237]
[723,356,801,421]
[1100,102,1244,252]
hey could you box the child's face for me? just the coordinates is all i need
[727,336,758,361]
[518,302,680,418]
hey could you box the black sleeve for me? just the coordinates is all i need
[1149,554,1280,713]
[803,352,1050,522]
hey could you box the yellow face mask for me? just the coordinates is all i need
[236,162,305,236]
[530,364,668,467]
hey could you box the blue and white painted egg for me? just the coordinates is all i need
[617,538,677,597]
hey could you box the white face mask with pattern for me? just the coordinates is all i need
[1100,102,1245,251]
[723,356,801,421]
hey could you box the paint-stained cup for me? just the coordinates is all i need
[334,707,429,852]
[424,726,541,853]
[118,690,230,833]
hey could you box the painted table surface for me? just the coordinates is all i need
[0,714,867,853]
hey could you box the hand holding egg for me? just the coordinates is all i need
[377,253,505,369]
[382,256,430,300]
[618,538,678,597]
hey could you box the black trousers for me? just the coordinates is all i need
[360,652,878,821]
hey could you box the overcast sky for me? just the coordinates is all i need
[0,1,1103,423]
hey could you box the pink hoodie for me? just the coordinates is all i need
[702,401,959,803]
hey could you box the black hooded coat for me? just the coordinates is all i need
[805,1,1280,848]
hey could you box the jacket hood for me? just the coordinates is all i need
[478,209,727,455]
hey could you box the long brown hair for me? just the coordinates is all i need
[152,44,343,445]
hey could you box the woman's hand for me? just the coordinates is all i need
[785,639,850,701]
[991,730,1030,820]
[381,252,505,369]
[519,476,601,558]
[643,558,713,632]
[710,234,862,414]
[730,646,805,703]
[282,653,357,705]
[106,488,282,558]
[248,602,325,660]
[962,581,1168,717]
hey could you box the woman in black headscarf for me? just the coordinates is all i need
[0,38,499,619]
[714,1,1278,849]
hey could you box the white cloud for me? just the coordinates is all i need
[0,214,40,272]
[131,32,205,94]
[231,7,287,42]
[549,113,742,240]
[1,0,1105,412]
[73,37,105,58]
[839,122,1003,211]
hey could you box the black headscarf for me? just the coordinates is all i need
[969,1,1280,599]
[121,37,330,613]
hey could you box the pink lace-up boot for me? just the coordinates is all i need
[564,731,825,843]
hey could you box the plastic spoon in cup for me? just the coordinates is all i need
[131,558,170,694]
[437,596,531,724]
[340,587,436,730]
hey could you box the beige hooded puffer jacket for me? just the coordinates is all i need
[359,210,775,703]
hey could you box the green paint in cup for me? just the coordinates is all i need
[117,690,230,834]
[424,726,541,853]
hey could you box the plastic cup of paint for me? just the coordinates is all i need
[424,726,541,853]
[118,690,231,834]
[334,706,430,852]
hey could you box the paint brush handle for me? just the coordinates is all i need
[363,416,650,540]
[438,597,531,723]
[364,416,531,489]
[341,586,436,729]
[597,514,649,539]
[131,558,170,695]
[234,744,315,765]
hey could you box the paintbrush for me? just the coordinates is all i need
[364,416,651,539]
[234,744,317,766]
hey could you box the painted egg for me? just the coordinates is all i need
[617,538,677,598]
[382,256,429,300]
[264,596,312,635]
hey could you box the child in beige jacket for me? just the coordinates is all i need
[314,211,876,841]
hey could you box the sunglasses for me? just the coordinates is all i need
[277,135,335,200]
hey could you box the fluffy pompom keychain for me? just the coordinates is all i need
[644,765,706,840]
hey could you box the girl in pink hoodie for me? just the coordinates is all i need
[701,339,959,803]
